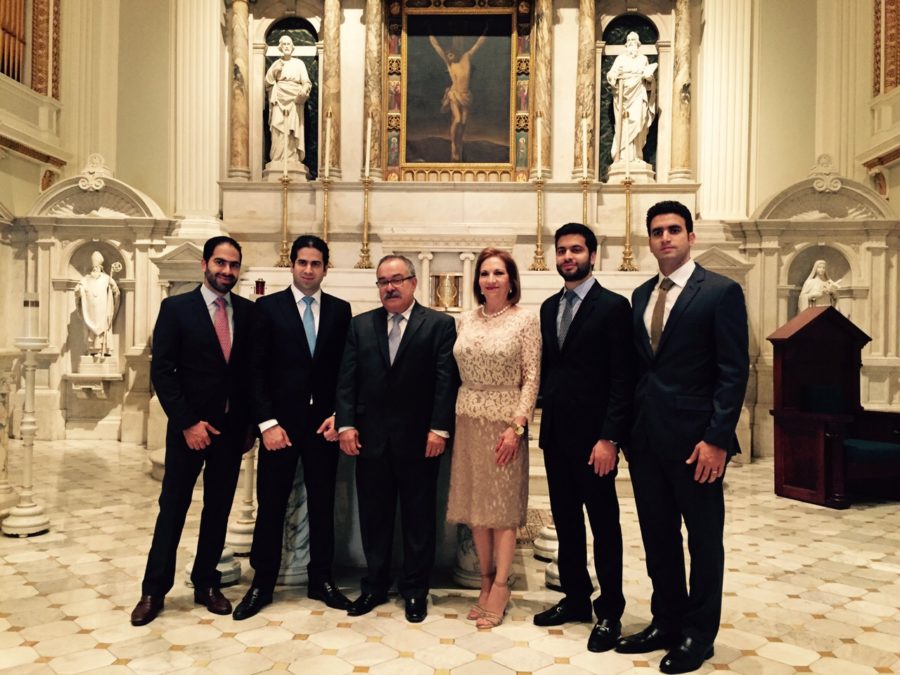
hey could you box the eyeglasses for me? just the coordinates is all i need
[375,275,415,289]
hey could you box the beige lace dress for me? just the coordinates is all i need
[446,306,541,528]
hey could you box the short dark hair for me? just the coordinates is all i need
[290,234,329,266]
[377,254,416,278]
[554,222,597,255]
[646,200,694,234]
[473,247,522,306]
[202,236,242,262]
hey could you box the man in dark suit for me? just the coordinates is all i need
[534,223,633,653]
[335,255,457,624]
[131,236,253,626]
[616,201,749,674]
[232,235,352,620]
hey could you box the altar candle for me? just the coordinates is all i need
[582,117,589,179]
[323,113,332,179]
[536,114,542,179]
[282,118,289,178]
[364,114,372,179]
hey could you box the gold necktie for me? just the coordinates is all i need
[649,277,675,353]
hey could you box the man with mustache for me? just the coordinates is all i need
[335,255,458,623]
[131,236,253,626]
[534,222,633,653]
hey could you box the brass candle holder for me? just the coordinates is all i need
[618,176,638,271]
[321,176,333,267]
[355,176,373,269]
[275,173,292,267]
[580,176,590,225]
[529,178,549,271]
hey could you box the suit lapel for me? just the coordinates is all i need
[560,282,600,351]
[393,302,425,366]
[656,265,705,356]
[544,292,562,357]
[189,287,225,363]
[276,287,312,359]
[316,293,337,361]
[372,307,391,369]
[633,278,655,361]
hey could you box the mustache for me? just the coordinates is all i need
[383,290,401,299]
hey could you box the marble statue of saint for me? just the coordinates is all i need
[798,259,840,310]
[607,32,658,164]
[266,36,312,167]
[75,251,121,356]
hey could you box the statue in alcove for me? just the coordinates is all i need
[798,259,841,310]
[266,35,312,171]
[75,251,121,357]
[607,32,657,167]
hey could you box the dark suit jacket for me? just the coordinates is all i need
[334,302,458,458]
[249,288,351,438]
[539,281,634,453]
[151,285,253,436]
[631,264,749,460]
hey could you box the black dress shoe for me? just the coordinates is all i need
[404,596,428,623]
[587,618,621,653]
[130,595,164,626]
[194,587,232,615]
[347,593,387,617]
[660,636,714,674]
[232,587,273,621]
[308,581,352,610]
[615,623,680,653]
[533,599,593,626]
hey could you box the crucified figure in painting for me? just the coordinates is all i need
[429,28,488,162]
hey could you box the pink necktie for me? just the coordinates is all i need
[214,297,231,362]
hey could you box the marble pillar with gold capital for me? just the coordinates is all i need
[572,0,595,181]
[363,0,384,179]
[228,0,251,179]
[322,0,343,179]
[532,0,553,180]
[670,0,693,182]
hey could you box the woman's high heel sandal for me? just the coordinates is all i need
[475,579,510,629]
[467,571,495,620]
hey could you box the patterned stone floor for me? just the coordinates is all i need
[1,440,899,674]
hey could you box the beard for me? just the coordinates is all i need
[205,269,237,294]
[556,259,592,283]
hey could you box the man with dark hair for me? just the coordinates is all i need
[335,255,458,623]
[616,200,748,674]
[131,236,253,626]
[534,222,633,654]
[233,235,352,620]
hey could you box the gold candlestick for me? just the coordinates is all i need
[275,174,292,267]
[529,178,549,271]
[580,176,590,225]
[355,177,373,269]
[618,177,638,271]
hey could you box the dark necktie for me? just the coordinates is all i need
[388,313,403,364]
[301,296,316,355]
[557,289,577,348]
[213,297,231,362]
[650,277,675,353]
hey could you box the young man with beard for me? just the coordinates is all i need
[534,223,634,653]
[131,236,253,626]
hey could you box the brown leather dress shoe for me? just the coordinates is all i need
[130,595,164,626]
[194,587,232,615]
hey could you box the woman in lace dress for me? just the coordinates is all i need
[447,248,541,627]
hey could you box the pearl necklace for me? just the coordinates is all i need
[481,303,513,319]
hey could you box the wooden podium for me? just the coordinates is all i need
[767,307,900,508]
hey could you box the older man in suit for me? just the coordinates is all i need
[233,235,352,620]
[131,236,253,626]
[336,255,457,623]
[534,223,633,653]
[616,201,749,674]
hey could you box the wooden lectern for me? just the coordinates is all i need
[767,307,900,508]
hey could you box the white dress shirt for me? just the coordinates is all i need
[642,259,696,340]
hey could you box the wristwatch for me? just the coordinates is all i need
[510,421,526,437]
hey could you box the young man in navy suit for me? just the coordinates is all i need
[534,223,633,653]
[233,235,353,620]
[616,201,749,673]
[335,255,458,624]
[131,236,253,626]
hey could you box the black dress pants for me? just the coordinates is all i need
[629,448,726,645]
[354,444,441,600]
[543,444,626,621]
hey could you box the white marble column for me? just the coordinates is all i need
[533,0,553,179]
[697,0,751,219]
[417,252,433,307]
[362,0,384,179]
[460,252,475,311]
[228,0,251,180]
[572,0,594,181]
[669,0,693,182]
[322,0,342,179]
[172,0,225,237]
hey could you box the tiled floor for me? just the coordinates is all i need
[1,440,899,674]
